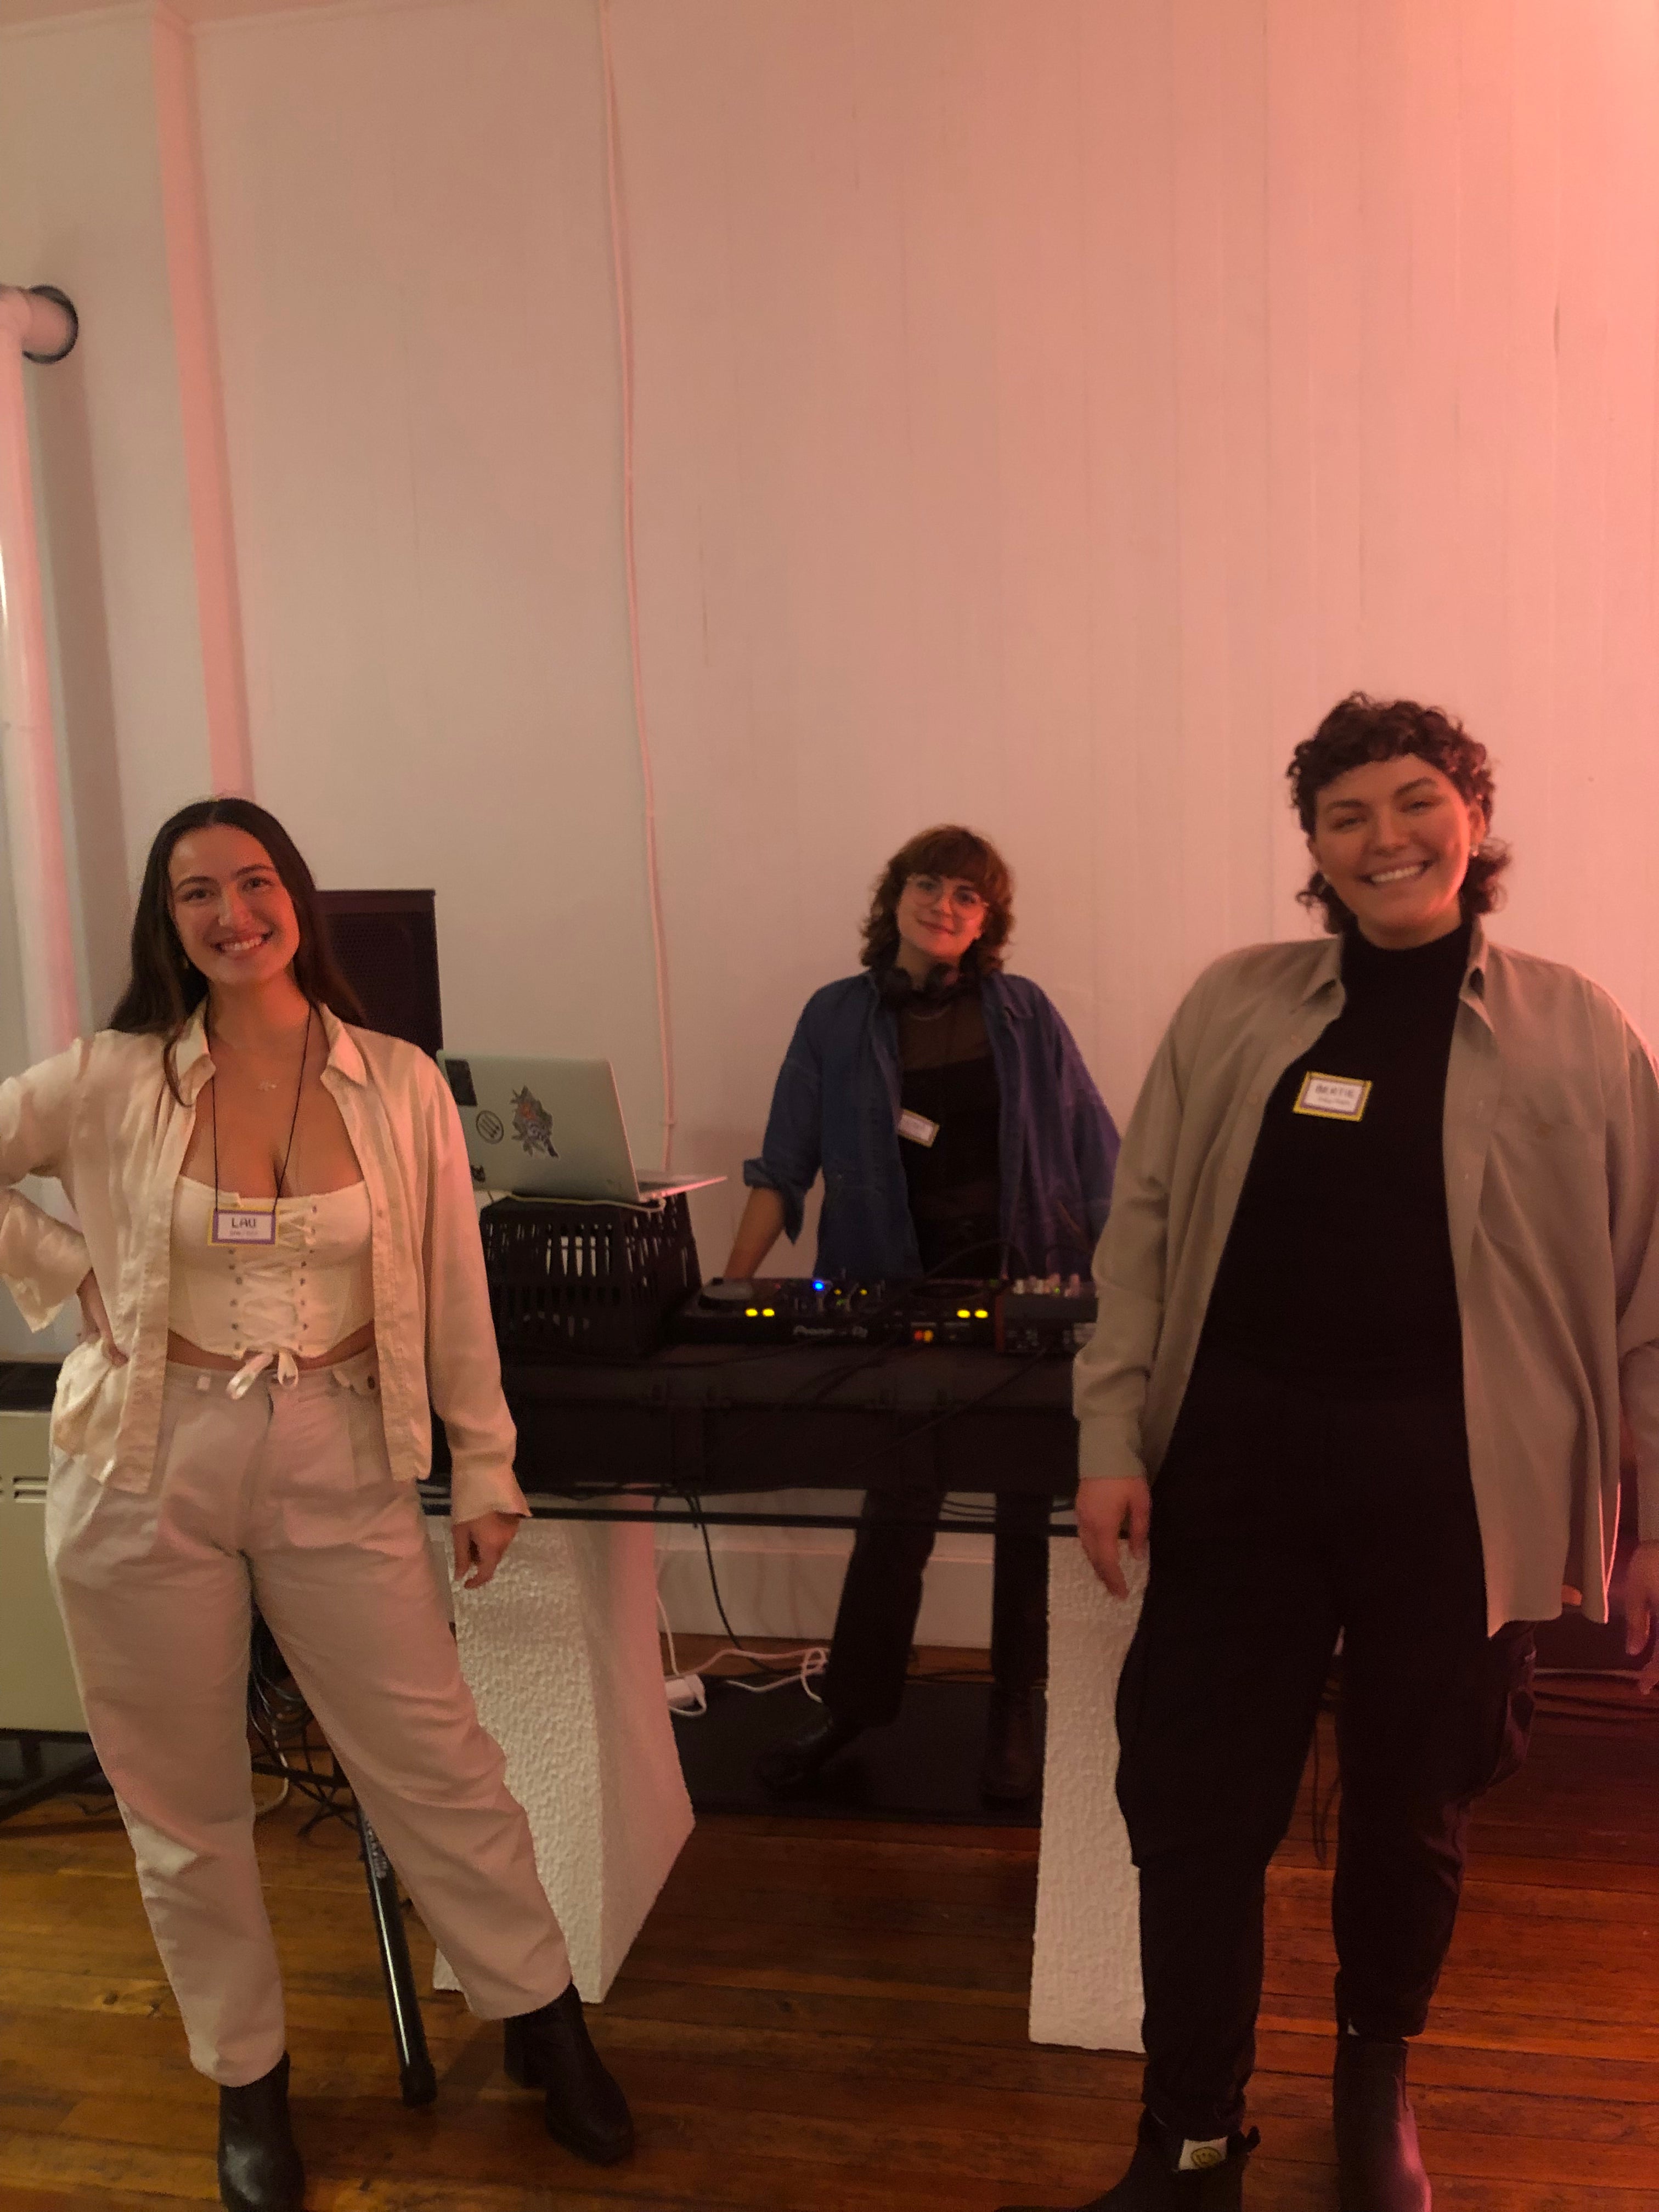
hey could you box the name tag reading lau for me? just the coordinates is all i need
[897,1109,940,1148]
[212,1205,278,1246]
[1293,1071,1372,1123]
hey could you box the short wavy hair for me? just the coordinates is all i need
[859,824,1013,973]
[1288,693,1510,933]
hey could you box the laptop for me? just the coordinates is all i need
[438,1053,723,1205]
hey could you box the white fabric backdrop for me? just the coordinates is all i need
[183,0,1659,1269]
[606,0,1659,1255]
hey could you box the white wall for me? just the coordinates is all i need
[0,7,229,929]
[12,0,1659,1222]
[608,0,1659,1149]
[0,3,233,1358]
[8,0,1659,1620]
[193,0,665,1159]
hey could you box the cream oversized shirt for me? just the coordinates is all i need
[1074,921,1659,1634]
[0,1007,527,1525]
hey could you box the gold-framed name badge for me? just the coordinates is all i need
[1292,1071,1372,1122]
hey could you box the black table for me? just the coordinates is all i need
[450,1342,1083,1527]
[447,1341,1085,1825]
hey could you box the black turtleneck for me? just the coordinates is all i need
[1199,919,1470,1396]
[881,967,1003,1275]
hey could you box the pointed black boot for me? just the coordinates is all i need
[1334,2035,1430,2211]
[754,1714,865,1796]
[980,1684,1044,1803]
[503,1983,635,2165]
[996,2107,1260,2210]
[217,2052,304,2212]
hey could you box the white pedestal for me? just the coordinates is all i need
[428,1515,693,2000]
[1029,1541,1147,2052]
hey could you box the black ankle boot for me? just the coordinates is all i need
[1334,2035,1430,2211]
[217,2053,304,2212]
[503,1983,634,2165]
[995,2107,1259,2210]
[754,1714,865,1796]
[980,1684,1044,1802]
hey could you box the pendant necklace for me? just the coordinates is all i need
[206,1006,311,1246]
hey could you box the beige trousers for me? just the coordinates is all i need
[46,1357,571,2086]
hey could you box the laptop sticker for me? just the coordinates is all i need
[511,1086,559,1158]
[475,1110,504,1144]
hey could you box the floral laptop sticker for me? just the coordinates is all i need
[510,1086,558,1159]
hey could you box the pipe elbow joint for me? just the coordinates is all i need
[0,284,78,364]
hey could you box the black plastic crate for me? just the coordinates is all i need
[480,1195,701,1361]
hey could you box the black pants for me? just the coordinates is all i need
[820,1476,1051,1728]
[1116,1350,1536,2141]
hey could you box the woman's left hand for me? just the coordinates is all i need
[1625,1541,1659,1694]
[452,1511,522,1590]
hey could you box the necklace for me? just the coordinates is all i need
[206,1005,311,1244]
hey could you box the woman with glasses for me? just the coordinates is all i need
[725,824,1119,1801]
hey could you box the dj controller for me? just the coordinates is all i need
[672,1275,1097,1356]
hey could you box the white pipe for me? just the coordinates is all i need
[0,285,80,1061]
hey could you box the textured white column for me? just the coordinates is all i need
[1029,1540,1147,2052]
[428,1515,693,2000]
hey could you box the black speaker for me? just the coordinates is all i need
[317,890,443,1056]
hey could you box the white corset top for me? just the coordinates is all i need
[169,1177,375,1393]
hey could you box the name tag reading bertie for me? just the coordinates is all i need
[897,1109,940,1147]
[212,1205,277,1246]
[1293,1071,1372,1123]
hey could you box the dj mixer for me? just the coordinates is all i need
[672,1275,1096,1356]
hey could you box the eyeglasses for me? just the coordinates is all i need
[906,873,987,917]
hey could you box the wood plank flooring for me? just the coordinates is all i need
[1,1677,1655,2210]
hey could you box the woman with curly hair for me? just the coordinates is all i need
[725,825,1119,1802]
[0,799,632,2211]
[1003,698,1659,2212]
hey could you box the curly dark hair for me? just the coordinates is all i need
[859,825,1013,973]
[110,797,364,1097]
[1288,693,1510,933]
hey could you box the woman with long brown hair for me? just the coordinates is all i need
[727,823,1119,1802]
[0,798,630,2211]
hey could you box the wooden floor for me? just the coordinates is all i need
[1,1688,1656,2211]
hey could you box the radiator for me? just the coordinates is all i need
[0,1408,85,1730]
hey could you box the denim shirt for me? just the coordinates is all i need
[744,969,1120,1280]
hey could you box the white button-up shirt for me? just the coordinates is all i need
[0,1006,526,1524]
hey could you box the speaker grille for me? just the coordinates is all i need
[317,890,443,1056]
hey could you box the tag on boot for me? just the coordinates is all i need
[1177,2137,1229,2171]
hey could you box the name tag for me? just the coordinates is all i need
[898,1109,940,1147]
[212,1206,278,1246]
[1293,1071,1372,1122]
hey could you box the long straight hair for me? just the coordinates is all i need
[109,798,365,1096]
